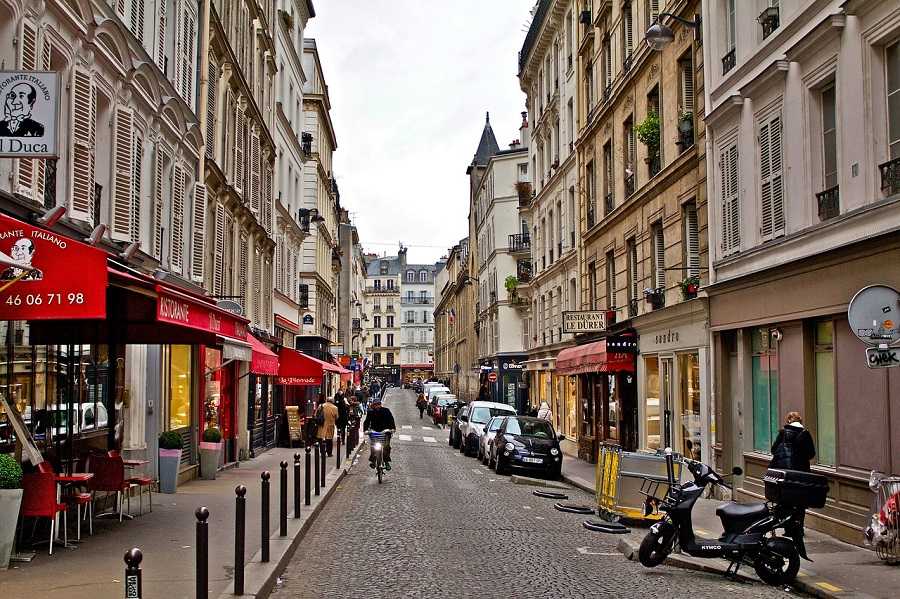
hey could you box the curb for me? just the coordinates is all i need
[560,472,594,495]
[509,474,572,490]
[616,535,876,599]
[214,442,364,599]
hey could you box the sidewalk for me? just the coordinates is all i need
[0,438,361,599]
[561,454,900,599]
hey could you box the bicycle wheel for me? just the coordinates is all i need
[377,454,383,483]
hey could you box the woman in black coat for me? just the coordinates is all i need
[770,411,816,471]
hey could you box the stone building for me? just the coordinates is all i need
[363,251,403,384]
[400,262,438,382]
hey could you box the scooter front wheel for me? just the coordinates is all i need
[638,524,675,567]
[753,537,800,586]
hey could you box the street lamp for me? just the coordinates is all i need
[645,13,702,51]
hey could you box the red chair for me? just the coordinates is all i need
[88,455,132,522]
[20,472,67,555]
[126,474,155,515]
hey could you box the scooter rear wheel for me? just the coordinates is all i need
[753,537,800,586]
[638,526,675,567]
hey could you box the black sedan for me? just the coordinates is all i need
[489,417,564,480]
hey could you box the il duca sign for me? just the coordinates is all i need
[0,71,59,158]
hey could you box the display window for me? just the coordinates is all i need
[169,345,192,430]
[565,376,578,440]
[204,348,222,432]
[679,353,701,460]
[644,357,661,450]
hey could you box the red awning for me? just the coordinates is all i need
[248,334,279,376]
[155,284,248,340]
[277,348,350,385]
[274,314,299,333]
[555,340,635,375]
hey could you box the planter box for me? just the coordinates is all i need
[199,442,223,480]
[0,489,23,569]
[158,449,182,493]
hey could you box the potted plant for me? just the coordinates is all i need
[158,431,183,493]
[504,275,519,297]
[643,286,665,309]
[199,427,223,480]
[514,181,533,206]
[0,454,23,569]
[676,111,694,147]
[680,275,700,300]
[635,111,661,159]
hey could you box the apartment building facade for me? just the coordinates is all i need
[338,212,369,375]
[400,262,437,380]
[363,251,403,383]
[702,0,900,544]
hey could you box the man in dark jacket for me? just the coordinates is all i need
[770,411,816,471]
[363,397,396,469]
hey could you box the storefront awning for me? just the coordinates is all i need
[276,347,342,386]
[248,333,279,376]
[218,335,252,362]
[274,314,299,333]
[555,340,635,375]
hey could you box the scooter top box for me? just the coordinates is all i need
[763,469,828,509]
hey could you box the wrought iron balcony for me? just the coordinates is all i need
[516,260,533,283]
[628,298,638,318]
[816,186,840,221]
[400,297,434,306]
[508,233,531,253]
[587,204,596,229]
[604,192,614,215]
[722,48,736,75]
[879,157,900,195]
[623,53,633,74]
[758,6,780,40]
[648,154,661,178]
[624,172,636,198]
[365,285,399,294]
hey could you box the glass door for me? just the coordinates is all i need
[660,357,674,451]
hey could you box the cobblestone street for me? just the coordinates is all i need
[270,389,789,599]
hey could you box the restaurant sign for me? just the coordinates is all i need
[277,376,318,386]
[0,212,107,319]
[156,287,248,339]
[562,310,608,333]
[0,71,60,158]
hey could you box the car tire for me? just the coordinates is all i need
[448,432,454,447]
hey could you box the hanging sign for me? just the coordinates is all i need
[156,287,248,339]
[0,71,59,158]
[0,212,107,319]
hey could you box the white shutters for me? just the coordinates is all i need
[223,213,234,293]
[128,0,146,44]
[206,53,218,160]
[156,0,167,72]
[234,106,246,193]
[720,143,740,255]
[628,239,638,301]
[261,165,272,233]
[684,205,700,277]
[649,0,660,25]
[171,164,185,273]
[112,108,133,240]
[15,22,38,198]
[153,146,167,258]
[653,224,665,289]
[276,235,285,292]
[190,182,207,282]
[250,130,261,212]
[239,233,248,306]
[623,5,633,59]
[174,2,196,106]
[253,247,261,323]
[131,127,143,243]
[213,204,226,295]
[759,113,785,240]
[680,60,694,114]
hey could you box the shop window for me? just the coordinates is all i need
[814,320,836,466]
[679,353,701,460]
[644,357,661,450]
[169,345,192,429]
[204,348,222,432]
[566,376,578,440]
[751,328,778,452]
[605,374,618,442]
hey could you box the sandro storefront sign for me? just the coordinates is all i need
[0,212,107,319]
[156,286,248,340]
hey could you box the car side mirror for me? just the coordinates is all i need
[731,466,743,476]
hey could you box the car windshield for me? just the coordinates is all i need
[505,419,554,438]
[438,398,452,406]
[487,418,504,432]
[470,406,515,424]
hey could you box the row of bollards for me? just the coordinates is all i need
[122,432,364,597]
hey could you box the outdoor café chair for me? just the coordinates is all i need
[88,454,132,522]
[20,472,68,555]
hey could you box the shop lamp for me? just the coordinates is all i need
[120,241,140,261]
[37,206,66,227]
[85,224,106,246]
[645,13,702,51]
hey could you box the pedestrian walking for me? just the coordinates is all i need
[478,384,490,402]
[769,411,816,471]
[537,401,552,421]
[316,396,339,457]
[416,393,427,419]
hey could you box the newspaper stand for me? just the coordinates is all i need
[595,443,682,522]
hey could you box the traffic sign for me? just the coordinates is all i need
[487,372,497,383]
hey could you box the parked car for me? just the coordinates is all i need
[431,396,457,425]
[458,401,517,457]
[449,403,469,448]
[490,416,564,479]
[425,386,449,415]
[479,415,508,465]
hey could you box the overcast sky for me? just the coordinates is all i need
[306,0,535,265]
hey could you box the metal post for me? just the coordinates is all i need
[336,431,342,469]
[195,507,209,599]
[260,471,270,563]
[234,486,246,595]
[320,440,327,488]
[346,426,352,459]
[304,446,312,505]
[293,453,301,518]
[314,441,321,496]
[123,548,142,599]
[279,461,288,537]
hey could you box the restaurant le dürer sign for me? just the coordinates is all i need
[562,310,609,334]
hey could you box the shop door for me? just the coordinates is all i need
[660,357,674,451]
[219,364,235,463]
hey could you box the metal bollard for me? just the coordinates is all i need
[261,471,270,563]
[279,461,288,537]
[195,507,209,599]
[336,432,342,469]
[346,427,352,459]
[305,446,312,505]
[123,548,142,599]
[320,440,327,488]
[234,485,246,595]
[314,442,321,496]
[293,453,301,518]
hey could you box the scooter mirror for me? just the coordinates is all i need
[731,466,743,476]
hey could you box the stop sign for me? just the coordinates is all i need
[488,372,498,383]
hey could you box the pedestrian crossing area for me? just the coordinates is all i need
[393,424,445,444]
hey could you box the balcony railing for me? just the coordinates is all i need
[722,48,736,75]
[557,241,562,257]
[516,260,533,283]
[623,53,633,73]
[880,157,900,195]
[365,286,399,294]
[758,6,780,40]
[604,192,614,215]
[677,125,695,151]
[624,173,636,198]
[816,186,840,221]
[648,155,661,178]
[587,203,596,229]
[400,297,434,306]
[628,298,638,318]
[508,233,531,252]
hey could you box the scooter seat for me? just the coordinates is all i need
[716,502,768,534]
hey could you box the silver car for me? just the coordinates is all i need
[478,415,508,466]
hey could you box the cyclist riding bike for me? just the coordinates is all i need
[363,396,396,470]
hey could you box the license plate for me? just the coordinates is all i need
[522,457,543,464]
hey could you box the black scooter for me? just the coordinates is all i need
[638,449,817,586]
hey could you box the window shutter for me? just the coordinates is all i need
[173,6,184,94]
[131,128,143,243]
[681,61,694,113]
[191,182,207,282]
[183,8,196,105]
[223,212,233,293]
[31,36,52,202]
[720,144,740,254]
[115,0,126,18]
[234,107,245,193]
[15,22,38,197]
[250,130,260,212]
[153,146,166,258]
[129,0,146,43]
[604,38,612,88]
[206,53,217,160]
[213,203,225,294]
[275,236,284,292]
[629,241,638,299]
[111,108,133,241]
[654,226,665,289]
[239,233,248,292]
[770,116,785,236]
[253,248,261,323]
[685,206,700,277]
[649,0,660,23]
[759,114,784,240]
[624,7,633,57]
[156,0,167,72]
[171,164,185,273]
[263,166,272,233]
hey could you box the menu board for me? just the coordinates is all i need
[285,406,302,442]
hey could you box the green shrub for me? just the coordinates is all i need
[202,427,222,443]
[0,453,23,489]
[159,430,183,450]
[504,275,519,294]
[634,111,661,154]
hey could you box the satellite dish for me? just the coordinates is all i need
[847,285,900,346]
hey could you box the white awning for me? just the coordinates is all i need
[218,336,252,362]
